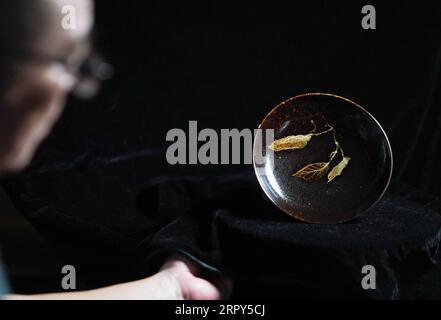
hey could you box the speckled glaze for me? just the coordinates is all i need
[253,93,393,224]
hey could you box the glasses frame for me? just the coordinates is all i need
[0,41,113,99]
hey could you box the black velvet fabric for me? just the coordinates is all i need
[3,170,441,299]
[139,174,441,299]
[2,2,441,299]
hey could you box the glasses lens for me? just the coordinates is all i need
[71,54,113,99]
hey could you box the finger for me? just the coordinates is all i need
[160,254,200,276]
[207,276,234,300]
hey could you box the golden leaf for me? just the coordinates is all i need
[327,156,351,184]
[293,162,329,181]
[269,134,312,151]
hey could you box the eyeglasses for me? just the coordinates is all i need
[1,42,114,99]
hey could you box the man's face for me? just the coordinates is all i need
[0,0,93,172]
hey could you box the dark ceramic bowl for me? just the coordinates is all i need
[253,93,393,224]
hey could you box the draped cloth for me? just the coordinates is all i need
[3,171,441,299]
[2,2,441,299]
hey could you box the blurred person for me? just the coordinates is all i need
[0,0,231,300]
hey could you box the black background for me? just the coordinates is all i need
[30,0,441,193]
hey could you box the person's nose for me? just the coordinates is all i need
[46,63,76,92]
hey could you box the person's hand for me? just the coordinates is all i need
[6,254,232,300]
[159,255,233,300]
